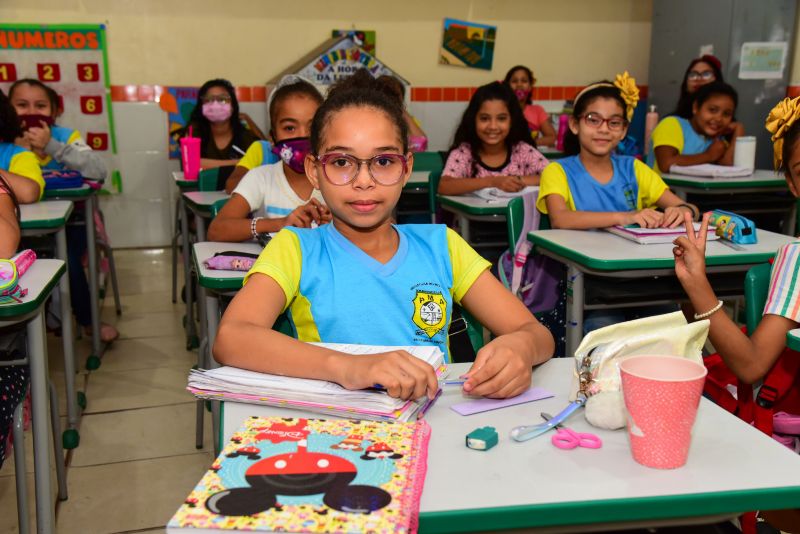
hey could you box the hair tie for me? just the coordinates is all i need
[765,96,800,170]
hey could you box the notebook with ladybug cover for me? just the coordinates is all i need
[167,416,431,533]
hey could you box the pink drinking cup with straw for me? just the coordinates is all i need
[180,126,201,181]
[620,355,707,469]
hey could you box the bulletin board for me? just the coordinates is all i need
[0,23,118,189]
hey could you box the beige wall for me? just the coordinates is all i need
[790,7,800,84]
[1,0,653,87]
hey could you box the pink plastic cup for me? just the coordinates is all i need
[620,355,707,469]
[180,136,201,181]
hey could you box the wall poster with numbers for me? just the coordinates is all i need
[0,23,118,191]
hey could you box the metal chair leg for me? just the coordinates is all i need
[172,198,181,304]
[48,381,68,501]
[104,244,122,316]
[13,400,30,534]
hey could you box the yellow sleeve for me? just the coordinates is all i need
[651,117,684,153]
[243,229,302,311]
[633,159,669,209]
[536,162,574,213]
[446,227,491,304]
[9,150,44,200]
[237,142,264,171]
[67,130,82,145]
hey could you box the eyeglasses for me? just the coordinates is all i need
[315,153,408,186]
[579,113,628,131]
[202,95,232,104]
[687,70,715,81]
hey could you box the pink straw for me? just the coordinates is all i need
[188,125,193,138]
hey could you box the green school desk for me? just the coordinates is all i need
[180,191,230,351]
[662,169,793,234]
[0,259,68,534]
[42,183,106,368]
[192,241,261,454]
[218,358,800,533]
[539,146,565,159]
[788,328,800,352]
[528,228,798,357]
[438,193,518,248]
[20,200,82,449]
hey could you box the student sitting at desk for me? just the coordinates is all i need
[503,65,557,147]
[173,79,261,171]
[537,73,696,230]
[9,79,119,343]
[672,55,725,119]
[0,89,43,204]
[673,96,800,533]
[649,81,743,175]
[438,81,548,196]
[208,77,330,242]
[213,70,554,400]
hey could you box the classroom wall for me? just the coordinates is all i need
[0,0,654,87]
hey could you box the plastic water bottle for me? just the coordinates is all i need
[644,105,658,156]
[556,114,569,152]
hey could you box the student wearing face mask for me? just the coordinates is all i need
[207,76,331,243]
[672,55,725,119]
[503,65,557,147]
[174,79,261,171]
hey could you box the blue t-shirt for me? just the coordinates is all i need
[245,223,491,363]
[558,154,639,212]
[647,116,713,170]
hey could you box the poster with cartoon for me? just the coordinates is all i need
[439,18,496,71]
[0,23,118,190]
[159,86,199,160]
[167,416,430,532]
[331,29,376,55]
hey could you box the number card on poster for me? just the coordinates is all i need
[0,24,118,189]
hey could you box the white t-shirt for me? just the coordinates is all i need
[232,162,324,218]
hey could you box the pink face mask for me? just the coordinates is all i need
[202,101,232,123]
[515,89,531,102]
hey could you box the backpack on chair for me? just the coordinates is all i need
[495,192,566,354]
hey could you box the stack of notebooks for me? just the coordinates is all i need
[167,416,430,533]
[188,343,446,422]
[669,164,752,178]
[471,185,538,201]
[606,223,719,245]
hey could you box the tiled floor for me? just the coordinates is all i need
[0,248,213,533]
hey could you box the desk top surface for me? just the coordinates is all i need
[529,228,796,271]
[42,183,93,199]
[182,190,229,211]
[438,192,518,215]
[193,241,261,291]
[20,200,73,230]
[662,169,786,189]
[220,358,800,532]
[0,259,65,319]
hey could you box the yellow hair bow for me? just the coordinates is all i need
[613,71,639,121]
[765,96,800,170]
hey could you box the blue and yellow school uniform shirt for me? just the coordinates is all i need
[0,142,44,200]
[38,125,82,171]
[536,154,667,214]
[244,224,491,363]
[236,140,279,170]
[647,116,713,174]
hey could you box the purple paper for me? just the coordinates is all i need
[450,387,554,416]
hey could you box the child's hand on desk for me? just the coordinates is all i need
[461,336,532,398]
[661,206,688,228]
[492,175,525,193]
[624,208,663,228]
[673,211,711,290]
[336,351,439,401]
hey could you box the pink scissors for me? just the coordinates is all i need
[541,412,602,450]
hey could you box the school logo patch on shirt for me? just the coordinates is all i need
[412,290,447,338]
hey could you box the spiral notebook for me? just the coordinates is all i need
[188,343,446,422]
[167,416,431,533]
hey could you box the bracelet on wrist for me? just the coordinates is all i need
[250,217,263,240]
[694,300,723,320]
[678,203,699,220]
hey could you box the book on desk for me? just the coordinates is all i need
[606,223,719,245]
[167,415,430,533]
[188,343,446,422]
[668,163,752,178]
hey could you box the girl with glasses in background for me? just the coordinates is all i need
[673,55,725,119]
[537,73,696,230]
[213,69,554,401]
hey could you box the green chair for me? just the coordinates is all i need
[744,262,772,335]
[505,197,550,253]
[413,151,444,174]
[460,307,485,354]
[210,198,228,218]
[428,171,442,223]
[198,168,221,192]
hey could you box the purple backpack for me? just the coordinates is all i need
[497,191,561,313]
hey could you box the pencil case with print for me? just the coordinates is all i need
[707,209,757,245]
